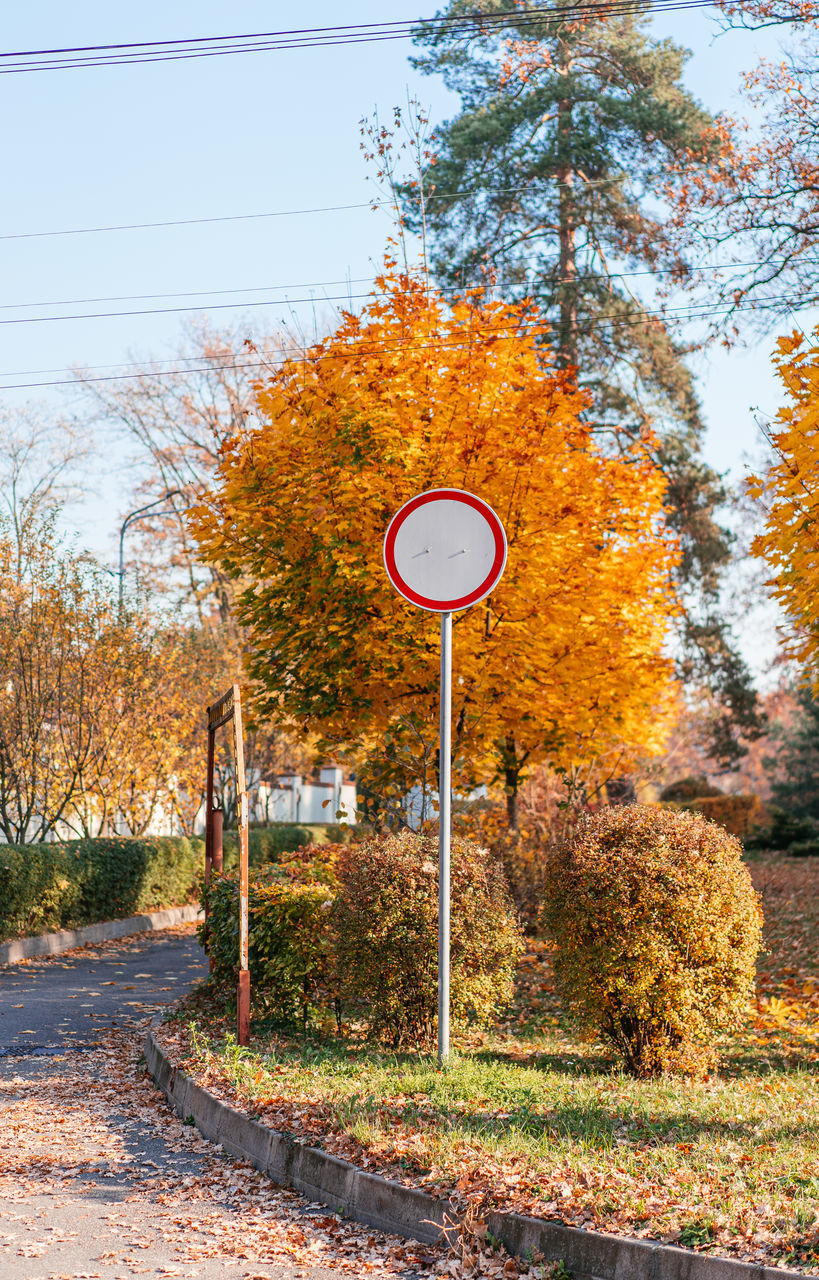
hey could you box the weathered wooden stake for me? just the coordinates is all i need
[206,683,251,1045]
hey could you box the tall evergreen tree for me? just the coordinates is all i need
[404,0,762,763]
[768,684,819,821]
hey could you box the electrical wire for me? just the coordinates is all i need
[0,2,717,74]
[1,254,813,313]
[0,278,372,312]
[0,269,814,329]
[0,179,680,243]
[0,203,381,242]
[0,288,814,392]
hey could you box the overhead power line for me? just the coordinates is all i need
[0,179,666,243]
[0,256,815,328]
[0,201,379,242]
[0,2,715,73]
[0,289,814,393]
[0,278,371,313]
[0,253,812,313]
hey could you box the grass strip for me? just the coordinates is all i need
[159,854,818,1274]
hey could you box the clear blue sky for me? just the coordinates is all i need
[0,1,802,594]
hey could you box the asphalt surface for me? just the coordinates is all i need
[0,927,425,1280]
[0,928,208,1059]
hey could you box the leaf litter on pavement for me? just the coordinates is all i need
[1,924,547,1279]
[0,1021,454,1278]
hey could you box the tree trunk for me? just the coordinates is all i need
[504,733,519,830]
[556,93,578,370]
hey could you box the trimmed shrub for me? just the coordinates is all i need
[541,804,763,1078]
[332,830,524,1050]
[0,836,202,942]
[201,867,334,1025]
[277,841,343,886]
[683,793,767,838]
[660,776,723,802]
[222,825,310,871]
[221,823,353,871]
[0,843,83,940]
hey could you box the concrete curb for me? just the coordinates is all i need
[0,903,202,966]
[144,1026,805,1280]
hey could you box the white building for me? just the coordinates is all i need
[255,765,357,826]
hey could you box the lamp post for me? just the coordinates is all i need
[117,490,183,615]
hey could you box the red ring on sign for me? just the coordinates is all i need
[383,489,507,612]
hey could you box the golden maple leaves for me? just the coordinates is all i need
[192,270,681,789]
[748,327,819,684]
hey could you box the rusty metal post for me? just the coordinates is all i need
[237,804,250,1042]
[212,805,223,875]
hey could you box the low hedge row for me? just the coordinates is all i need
[221,823,352,871]
[663,793,767,838]
[0,823,341,942]
[0,835,203,941]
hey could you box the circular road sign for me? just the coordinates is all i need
[383,488,507,613]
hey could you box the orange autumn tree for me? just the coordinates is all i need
[192,271,680,826]
[748,328,819,682]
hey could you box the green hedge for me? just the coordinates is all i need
[221,823,349,871]
[201,868,334,1025]
[0,836,203,942]
[0,822,344,942]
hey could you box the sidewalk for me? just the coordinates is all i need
[0,926,431,1279]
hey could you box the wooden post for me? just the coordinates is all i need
[206,683,252,1046]
[204,723,215,963]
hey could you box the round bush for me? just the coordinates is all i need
[659,775,723,802]
[332,830,523,1049]
[201,866,334,1026]
[541,804,763,1077]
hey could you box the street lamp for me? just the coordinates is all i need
[118,490,184,614]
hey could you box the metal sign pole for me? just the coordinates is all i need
[204,722,215,965]
[438,610,452,1066]
[382,489,507,1071]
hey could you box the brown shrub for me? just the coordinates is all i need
[683,793,768,838]
[332,829,523,1049]
[541,804,763,1077]
[452,799,563,926]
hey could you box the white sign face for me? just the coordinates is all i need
[383,488,507,612]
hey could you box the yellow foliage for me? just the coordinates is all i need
[543,805,763,1077]
[0,518,237,840]
[748,327,819,684]
[192,270,680,790]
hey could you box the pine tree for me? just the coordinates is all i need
[768,685,819,822]
[404,0,762,763]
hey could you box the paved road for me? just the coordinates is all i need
[0,927,428,1280]
[0,926,208,1057]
